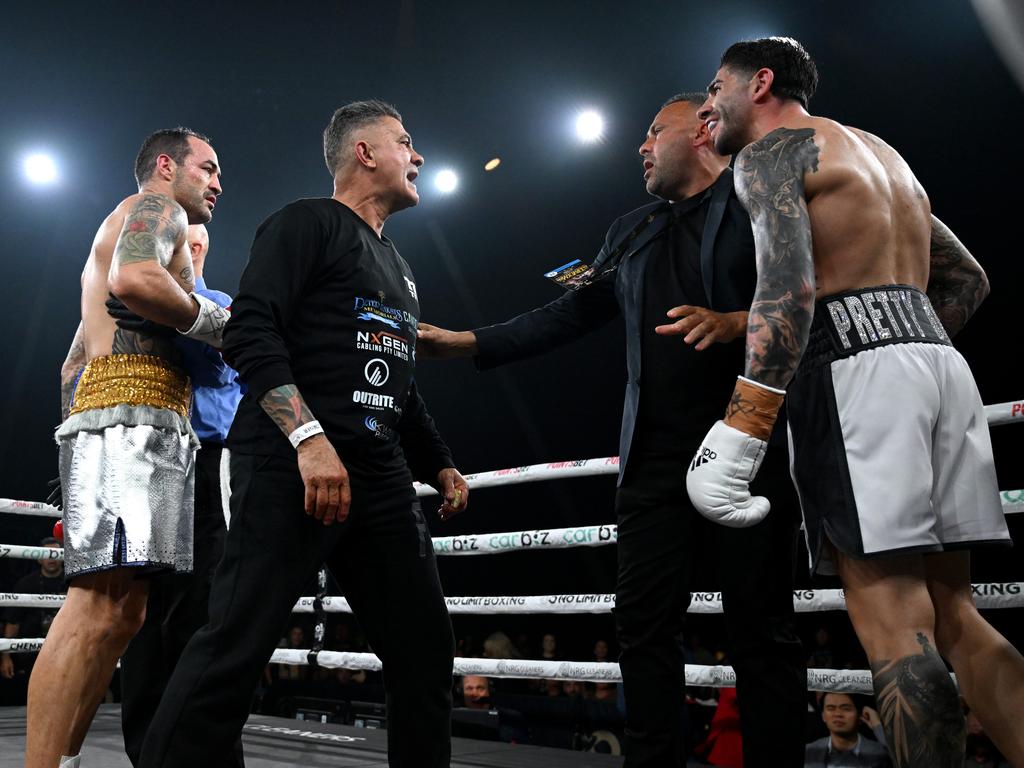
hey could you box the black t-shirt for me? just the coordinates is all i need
[635,185,745,455]
[2,570,66,639]
[224,199,452,489]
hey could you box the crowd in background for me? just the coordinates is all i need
[0,542,1011,765]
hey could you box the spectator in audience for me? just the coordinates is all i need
[807,627,835,670]
[562,680,587,699]
[461,675,492,710]
[695,687,744,767]
[0,537,66,700]
[591,640,618,701]
[805,692,890,767]
[540,632,559,660]
[273,626,309,681]
[594,683,617,702]
[482,630,521,659]
[685,633,716,667]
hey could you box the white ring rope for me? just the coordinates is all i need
[414,457,620,496]
[984,399,1024,426]
[2,489,1022,562]
[0,639,943,694]
[0,399,1017,699]
[5,583,1022,614]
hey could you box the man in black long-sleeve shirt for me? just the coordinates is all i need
[418,93,805,767]
[139,100,469,768]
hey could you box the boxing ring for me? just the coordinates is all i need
[0,398,1021,764]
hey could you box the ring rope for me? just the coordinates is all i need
[0,639,951,694]
[2,489,1022,563]
[5,583,1022,614]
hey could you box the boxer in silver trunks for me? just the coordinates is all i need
[686,37,1024,767]
[28,128,224,768]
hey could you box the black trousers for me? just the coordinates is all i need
[138,452,454,768]
[121,443,245,767]
[613,449,806,768]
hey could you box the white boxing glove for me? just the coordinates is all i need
[686,419,770,528]
[178,292,230,347]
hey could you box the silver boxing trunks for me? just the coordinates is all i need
[786,285,1011,576]
[55,354,197,579]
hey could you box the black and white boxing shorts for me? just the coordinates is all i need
[787,284,1010,576]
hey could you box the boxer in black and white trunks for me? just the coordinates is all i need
[686,37,1024,767]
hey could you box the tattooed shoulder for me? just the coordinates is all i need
[734,127,820,214]
[115,194,187,269]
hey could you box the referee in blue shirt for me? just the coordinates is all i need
[120,224,245,768]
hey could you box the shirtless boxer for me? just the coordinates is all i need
[686,37,1024,766]
[28,128,224,768]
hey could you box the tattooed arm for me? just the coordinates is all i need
[107,193,200,329]
[926,215,989,337]
[733,128,819,391]
[259,384,351,524]
[59,323,86,421]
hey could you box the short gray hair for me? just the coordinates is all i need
[323,100,402,176]
[660,92,707,110]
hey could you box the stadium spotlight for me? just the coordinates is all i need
[575,110,605,143]
[434,168,459,194]
[23,152,59,186]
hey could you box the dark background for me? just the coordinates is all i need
[1,0,1021,666]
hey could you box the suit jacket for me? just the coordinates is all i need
[804,734,892,767]
[474,168,757,483]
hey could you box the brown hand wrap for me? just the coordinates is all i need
[722,377,784,441]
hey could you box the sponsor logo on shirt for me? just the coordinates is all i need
[364,415,393,440]
[404,276,418,300]
[352,391,395,410]
[364,358,390,387]
[353,296,417,330]
[356,330,410,361]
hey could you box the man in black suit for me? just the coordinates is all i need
[417,93,805,767]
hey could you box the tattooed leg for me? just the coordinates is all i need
[871,633,965,767]
[833,547,968,766]
[927,551,1024,764]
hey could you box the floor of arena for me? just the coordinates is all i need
[0,705,623,767]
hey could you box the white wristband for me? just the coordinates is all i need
[288,421,324,448]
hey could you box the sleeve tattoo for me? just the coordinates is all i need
[259,384,317,439]
[734,128,819,390]
[60,323,86,421]
[926,215,989,337]
[113,194,186,268]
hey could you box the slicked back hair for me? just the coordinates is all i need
[323,100,403,176]
[134,127,212,188]
[720,37,819,109]
[661,92,707,110]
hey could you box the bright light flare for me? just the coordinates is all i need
[484,157,501,171]
[434,169,459,194]
[23,152,58,185]
[575,110,605,143]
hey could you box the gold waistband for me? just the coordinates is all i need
[69,354,191,420]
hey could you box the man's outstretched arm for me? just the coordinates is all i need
[926,215,989,337]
